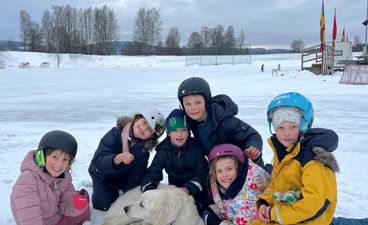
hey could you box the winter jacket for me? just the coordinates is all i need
[268,128,339,175]
[210,160,271,225]
[88,116,157,193]
[252,134,338,225]
[11,150,87,225]
[186,94,263,159]
[141,137,208,195]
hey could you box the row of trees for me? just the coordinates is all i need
[20,5,118,55]
[19,5,248,56]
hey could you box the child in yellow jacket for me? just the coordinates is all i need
[252,92,339,225]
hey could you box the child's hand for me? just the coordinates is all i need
[258,205,271,223]
[72,189,89,210]
[121,151,134,164]
[245,146,261,161]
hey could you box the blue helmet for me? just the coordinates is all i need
[267,92,314,134]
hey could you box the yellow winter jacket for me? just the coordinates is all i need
[252,138,337,225]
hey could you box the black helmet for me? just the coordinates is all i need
[38,130,78,155]
[177,77,211,103]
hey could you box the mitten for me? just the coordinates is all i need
[72,189,89,210]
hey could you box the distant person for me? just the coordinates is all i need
[177,77,264,166]
[88,109,165,211]
[202,144,271,225]
[253,92,339,225]
[11,130,91,225]
[261,64,264,72]
[141,109,208,214]
[277,64,281,71]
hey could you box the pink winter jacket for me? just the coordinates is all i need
[11,150,87,225]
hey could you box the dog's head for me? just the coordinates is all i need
[124,188,189,225]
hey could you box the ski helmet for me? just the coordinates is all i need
[177,77,211,105]
[141,109,166,138]
[208,144,246,164]
[38,130,78,155]
[267,92,314,134]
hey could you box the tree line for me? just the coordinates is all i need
[18,5,248,56]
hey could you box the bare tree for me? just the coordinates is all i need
[165,27,181,55]
[200,26,211,48]
[224,25,236,49]
[20,10,31,51]
[352,36,363,52]
[210,25,224,48]
[238,29,246,49]
[28,21,42,52]
[187,31,203,48]
[132,7,162,55]
[41,9,54,52]
[290,39,305,53]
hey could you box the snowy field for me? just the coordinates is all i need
[0,51,367,224]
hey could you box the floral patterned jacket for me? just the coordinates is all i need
[211,160,271,225]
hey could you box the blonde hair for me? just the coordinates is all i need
[209,155,239,185]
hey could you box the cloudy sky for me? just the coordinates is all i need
[0,0,366,49]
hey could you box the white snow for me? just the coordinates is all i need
[0,51,367,224]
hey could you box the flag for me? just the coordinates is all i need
[341,27,345,42]
[320,0,325,51]
[332,8,337,46]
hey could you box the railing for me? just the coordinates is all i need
[301,44,334,75]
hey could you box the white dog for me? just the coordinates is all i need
[102,184,204,225]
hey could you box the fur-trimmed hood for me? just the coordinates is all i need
[116,115,158,151]
[313,147,339,172]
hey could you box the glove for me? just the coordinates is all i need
[203,209,222,225]
[72,189,89,210]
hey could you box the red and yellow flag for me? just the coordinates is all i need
[320,0,325,51]
[332,8,337,46]
[341,27,345,42]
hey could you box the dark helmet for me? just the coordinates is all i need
[208,144,245,164]
[38,130,78,155]
[177,77,211,103]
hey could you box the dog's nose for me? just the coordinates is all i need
[123,206,129,213]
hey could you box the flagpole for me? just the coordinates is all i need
[365,0,368,54]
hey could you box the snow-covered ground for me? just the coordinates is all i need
[0,51,367,224]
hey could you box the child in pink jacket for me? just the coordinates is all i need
[11,130,90,225]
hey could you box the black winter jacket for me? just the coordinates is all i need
[187,94,263,157]
[141,137,209,195]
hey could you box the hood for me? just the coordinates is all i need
[209,94,238,127]
[116,116,158,151]
[313,147,339,172]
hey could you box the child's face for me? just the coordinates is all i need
[275,121,300,147]
[45,149,71,177]
[182,94,207,122]
[215,158,238,189]
[133,117,154,140]
[169,128,189,147]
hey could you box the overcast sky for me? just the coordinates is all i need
[0,0,366,49]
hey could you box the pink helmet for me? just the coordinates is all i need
[208,144,246,163]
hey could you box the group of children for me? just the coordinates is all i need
[10,76,365,225]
